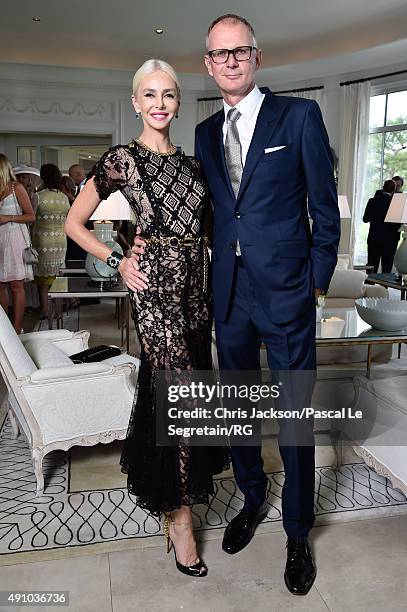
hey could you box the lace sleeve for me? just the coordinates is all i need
[90,146,129,200]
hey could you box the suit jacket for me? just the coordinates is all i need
[195,87,340,324]
[363,192,400,244]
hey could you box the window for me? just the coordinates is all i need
[357,89,407,262]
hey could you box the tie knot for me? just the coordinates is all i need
[227,108,241,123]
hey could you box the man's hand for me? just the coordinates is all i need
[118,255,148,292]
[131,225,146,259]
[314,288,322,302]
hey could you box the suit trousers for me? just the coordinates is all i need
[215,260,316,537]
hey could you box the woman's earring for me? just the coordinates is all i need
[135,112,140,118]
[175,113,179,118]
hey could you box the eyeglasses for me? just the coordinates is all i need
[208,46,257,64]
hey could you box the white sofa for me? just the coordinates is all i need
[347,375,407,496]
[0,306,139,495]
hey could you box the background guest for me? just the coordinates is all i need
[363,179,400,273]
[68,164,86,195]
[0,154,35,332]
[13,164,42,216]
[32,164,70,317]
[392,175,404,193]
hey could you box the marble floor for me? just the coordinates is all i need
[1,302,407,610]
[0,514,406,612]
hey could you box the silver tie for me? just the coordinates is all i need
[225,108,243,255]
[225,108,243,197]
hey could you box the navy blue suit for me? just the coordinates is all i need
[195,87,340,537]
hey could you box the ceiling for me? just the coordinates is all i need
[1,0,407,74]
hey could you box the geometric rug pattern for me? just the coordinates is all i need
[1,416,406,555]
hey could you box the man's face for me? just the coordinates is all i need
[69,166,85,186]
[394,179,403,192]
[204,22,261,101]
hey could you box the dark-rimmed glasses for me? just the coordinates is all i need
[208,46,257,64]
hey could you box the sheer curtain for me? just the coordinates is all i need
[197,98,223,123]
[282,88,326,119]
[338,81,371,262]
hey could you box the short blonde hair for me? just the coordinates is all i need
[132,59,181,100]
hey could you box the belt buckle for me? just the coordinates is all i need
[169,237,179,247]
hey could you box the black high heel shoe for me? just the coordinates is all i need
[163,514,208,577]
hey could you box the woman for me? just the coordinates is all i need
[32,164,70,317]
[0,154,35,332]
[14,164,42,217]
[65,59,228,577]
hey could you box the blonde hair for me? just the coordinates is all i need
[132,59,181,100]
[0,153,16,201]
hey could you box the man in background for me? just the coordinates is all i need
[68,164,86,194]
[363,178,399,272]
[392,175,404,193]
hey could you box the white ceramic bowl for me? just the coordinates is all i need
[355,298,407,331]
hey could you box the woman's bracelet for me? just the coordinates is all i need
[106,250,124,270]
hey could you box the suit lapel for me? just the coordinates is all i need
[237,89,288,203]
[209,110,235,201]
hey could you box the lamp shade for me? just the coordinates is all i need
[384,193,407,223]
[338,195,351,219]
[90,190,135,221]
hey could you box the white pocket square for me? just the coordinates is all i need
[264,145,287,153]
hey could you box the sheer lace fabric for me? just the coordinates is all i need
[92,142,229,515]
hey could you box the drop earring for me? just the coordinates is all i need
[175,113,179,118]
[135,112,140,118]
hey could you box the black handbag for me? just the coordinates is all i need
[69,345,122,364]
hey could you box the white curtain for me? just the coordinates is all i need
[197,98,223,123]
[282,88,326,119]
[338,81,371,262]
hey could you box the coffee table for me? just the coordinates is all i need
[316,307,407,377]
[366,272,407,299]
[48,276,131,352]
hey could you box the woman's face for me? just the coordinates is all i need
[132,70,179,132]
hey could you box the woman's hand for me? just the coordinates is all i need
[131,225,146,259]
[0,215,11,225]
[118,255,148,292]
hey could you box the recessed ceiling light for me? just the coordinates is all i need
[155,28,164,34]
[32,17,41,22]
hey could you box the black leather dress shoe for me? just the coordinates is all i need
[222,502,268,555]
[284,537,316,595]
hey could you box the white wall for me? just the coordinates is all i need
[0,63,206,162]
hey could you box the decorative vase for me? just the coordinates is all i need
[85,222,123,284]
[394,230,407,278]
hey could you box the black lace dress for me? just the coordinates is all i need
[92,141,229,516]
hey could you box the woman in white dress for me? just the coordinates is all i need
[0,154,35,332]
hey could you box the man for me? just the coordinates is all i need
[392,175,404,193]
[68,164,86,194]
[194,14,340,595]
[363,179,399,273]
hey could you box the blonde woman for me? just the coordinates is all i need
[65,59,229,577]
[0,154,35,332]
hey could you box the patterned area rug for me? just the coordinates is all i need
[1,415,407,564]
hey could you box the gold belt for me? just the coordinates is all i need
[144,235,209,293]
[144,235,208,248]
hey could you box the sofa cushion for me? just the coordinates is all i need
[327,269,367,299]
[24,338,73,370]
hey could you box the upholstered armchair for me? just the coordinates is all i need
[0,306,139,495]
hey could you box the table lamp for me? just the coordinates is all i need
[85,191,135,286]
[384,193,407,278]
[338,195,351,219]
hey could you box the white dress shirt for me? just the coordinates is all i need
[222,85,265,166]
[223,85,265,254]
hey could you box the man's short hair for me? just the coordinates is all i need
[392,175,404,186]
[206,14,257,50]
[383,179,396,194]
